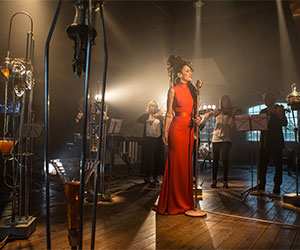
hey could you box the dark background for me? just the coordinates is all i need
[0,0,300,163]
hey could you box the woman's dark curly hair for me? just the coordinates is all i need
[167,55,197,103]
[167,55,193,84]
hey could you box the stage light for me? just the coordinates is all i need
[95,93,102,102]
[193,0,203,59]
[276,0,298,86]
[53,159,63,167]
[212,105,216,110]
[49,159,65,179]
[194,0,205,8]
[158,88,168,111]
[94,86,131,104]
[48,162,57,175]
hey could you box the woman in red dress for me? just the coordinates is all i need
[157,56,205,216]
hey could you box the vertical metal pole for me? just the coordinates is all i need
[44,1,62,249]
[25,32,30,61]
[251,151,254,189]
[78,0,94,247]
[26,31,34,218]
[91,2,108,249]
[292,110,299,196]
[11,93,17,223]
[193,87,201,208]
[3,80,8,136]
[78,38,92,250]
[18,93,26,216]
[25,89,33,217]
[31,38,35,65]
[297,155,299,196]
[101,112,108,194]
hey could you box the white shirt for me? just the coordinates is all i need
[212,113,234,142]
[145,115,161,138]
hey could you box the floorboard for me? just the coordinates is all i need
[1,166,300,249]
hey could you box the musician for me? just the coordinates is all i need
[257,93,288,195]
[156,55,205,216]
[210,95,236,188]
[137,100,164,185]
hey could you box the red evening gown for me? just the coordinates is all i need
[157,83,194,215]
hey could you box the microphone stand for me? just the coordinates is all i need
[185,80,206,217]
[77,0,95,248]
[91,1,107,249]
[44,1,62,249]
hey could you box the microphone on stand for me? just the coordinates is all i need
[66,0,98,78]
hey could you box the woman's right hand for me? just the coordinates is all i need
[163,132,168,145]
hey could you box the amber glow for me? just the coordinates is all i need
[0,67,10,79]
[0,139,16,154]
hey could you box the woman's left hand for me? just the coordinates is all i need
[196,80,204,89]
[193,116,202,126]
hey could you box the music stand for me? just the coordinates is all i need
[235,114,268,200]
[108,118,122,135]
[101,118,123,201]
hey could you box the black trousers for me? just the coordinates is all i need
[212,142,232,182]
[141,137,164,178]
[258,146,283,190]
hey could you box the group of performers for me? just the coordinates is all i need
[138,55,288,216]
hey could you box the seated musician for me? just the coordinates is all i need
[137,100,164,185]
[257,93,288,195]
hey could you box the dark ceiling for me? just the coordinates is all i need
[0,0,300,155]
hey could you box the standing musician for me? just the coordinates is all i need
[205,95,237,188]
[137,100,164,185]
[156,55,205,216]
[257,93,288,195]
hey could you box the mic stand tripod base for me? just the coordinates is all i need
[282,193,300,207]
[185,208,207,217]
[0,216,37,240]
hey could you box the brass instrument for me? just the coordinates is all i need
[0,12,35,97]
[287,83,300,110]
[0,11,37,241]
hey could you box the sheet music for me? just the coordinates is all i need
[108,118,123,134]
[251,114,268,131]
[234,115,250,131]
[234,114,268,131]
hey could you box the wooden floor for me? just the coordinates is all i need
[199,165,300,226]
[2,165,300,249]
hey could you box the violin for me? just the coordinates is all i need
[199,107,242,117]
